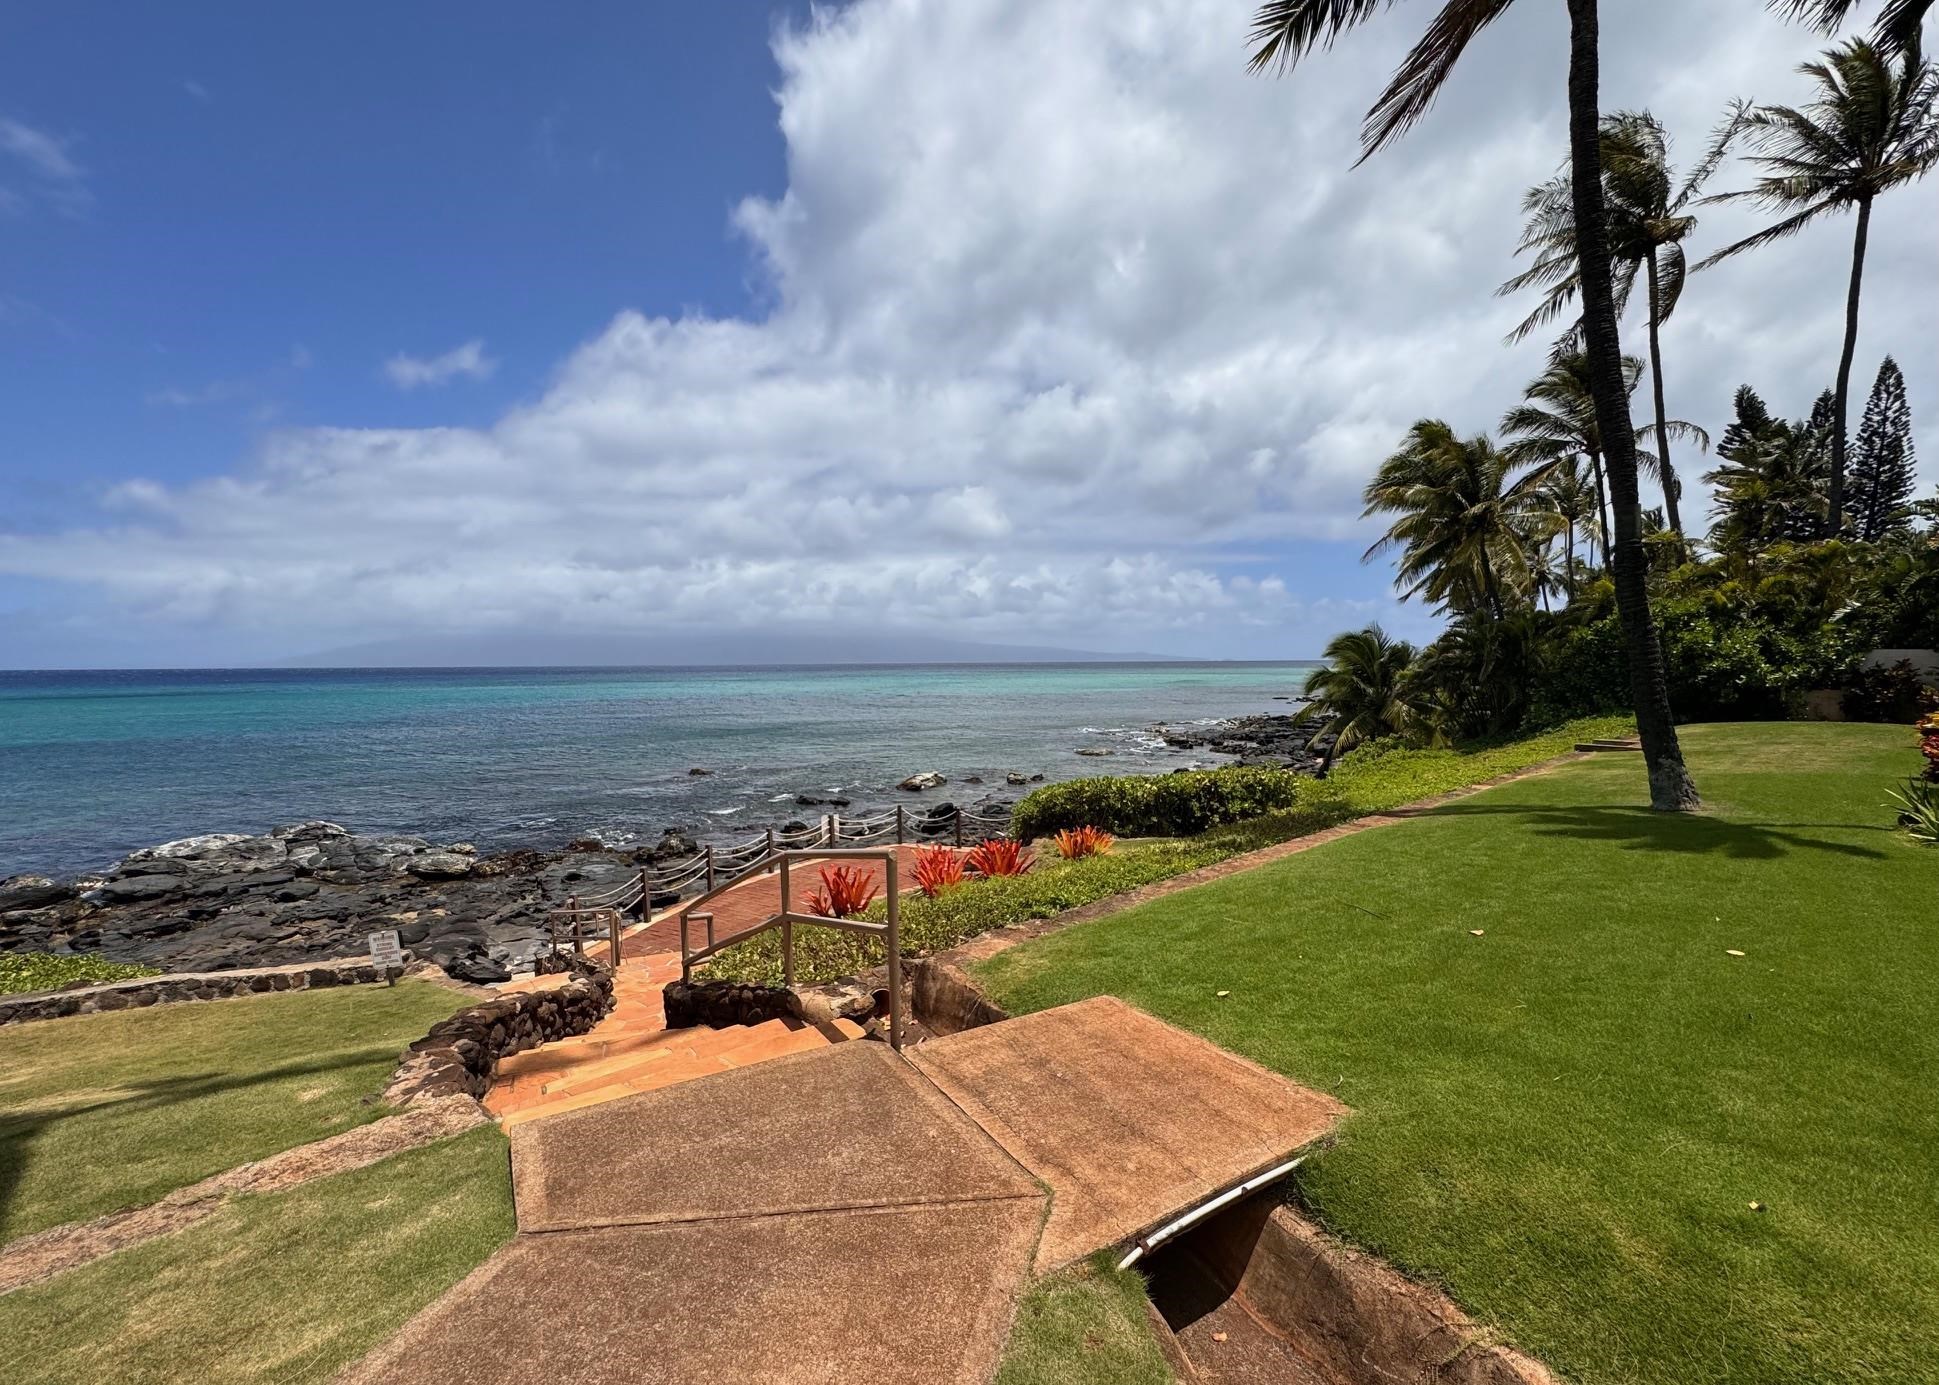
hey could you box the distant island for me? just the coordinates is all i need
[276,628,1194,668]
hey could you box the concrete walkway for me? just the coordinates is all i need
[347,1000,1343,1385]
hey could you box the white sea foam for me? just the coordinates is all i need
[705,806,745,816]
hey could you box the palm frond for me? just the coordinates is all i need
[1246,0,1389,75]
[1357,0,1515,160]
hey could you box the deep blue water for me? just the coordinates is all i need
[0,664,1313,877]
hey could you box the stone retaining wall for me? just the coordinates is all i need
[383,955,614,1106]
[0,957,408,1027]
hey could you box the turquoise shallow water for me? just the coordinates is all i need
[0,663,1313,877]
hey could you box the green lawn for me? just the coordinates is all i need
[0,1126,514,1385]
[995,1256,1174,1385]
[0,980,467,1243]
[977,723,1939,1385]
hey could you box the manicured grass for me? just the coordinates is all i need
[0,1126,514,1385]
[977,724,1939,1385]
[0,953,159,996]
[0,980,468,1243]
[709,714,1634,986]
[995,1256,1174,1385]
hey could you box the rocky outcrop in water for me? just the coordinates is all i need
[0,822,669,985]
[1151,713,1328,770]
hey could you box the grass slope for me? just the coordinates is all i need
[995,1256,1175,1385]
[0,980,467,1243]
[0,1127,514,1385]
[977,724,1939,1385]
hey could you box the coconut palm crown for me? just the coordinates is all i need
[1699,39,1939,534]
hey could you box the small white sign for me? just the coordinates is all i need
[368,930,405,969]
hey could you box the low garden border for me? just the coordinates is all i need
[0,956,410,1027]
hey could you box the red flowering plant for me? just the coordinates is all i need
[912,844,967,898]
[964,837,1034,878]
[804,863,879,919]
[1053,825,1116,860]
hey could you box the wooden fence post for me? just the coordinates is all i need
[895,805,906,844]
[705,845,715,893]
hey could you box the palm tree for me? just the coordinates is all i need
[1772,0,1931,52]
[1249,0,1700,811]
[1500,109,1747,535]
[1302,625,1418,772]
[1537,457,1601,599]
[1497,350,1705,561]
[1362,421,1546,620]
[1699,40,1939,535]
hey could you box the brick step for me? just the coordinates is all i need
[539,1020,799,1097]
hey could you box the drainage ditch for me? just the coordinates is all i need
[1138,1193,1558,1385]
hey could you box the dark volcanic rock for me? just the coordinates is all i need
[1150,713,1325,770]
[0,824,653,984]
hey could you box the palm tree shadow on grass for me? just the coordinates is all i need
[1412,802,1890,861]
[0,1047,401,1247]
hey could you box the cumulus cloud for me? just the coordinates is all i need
[0,116,89,216]
[384,339,499,390]
[2,0,1934,660]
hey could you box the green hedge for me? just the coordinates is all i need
[1012,764,1314,839]
[0,952,160,996]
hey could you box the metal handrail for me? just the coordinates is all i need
[677,846,904,1052]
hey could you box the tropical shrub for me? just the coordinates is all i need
[1053,825,1116,860]
[1842,660,1934,723]
[911,844,966,898]
[1012,765,1307,839]
[965,837,1034,877]
[804,864,878,919]
[1919,709,1939,783]
[1888,779,1939,845]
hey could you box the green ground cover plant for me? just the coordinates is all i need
[0,979,468,1243]
[705,715,1632,987]
[976,723,1939,1385]
[0,1127,514,1385]
[0,952,159,995]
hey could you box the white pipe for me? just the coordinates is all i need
[1114,1155,1306,1272]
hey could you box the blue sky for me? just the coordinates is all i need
[3,4,794,517]
[2,0,1933,667]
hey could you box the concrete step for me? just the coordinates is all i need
[1576,739,1643,752]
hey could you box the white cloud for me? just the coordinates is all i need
[183,80,212,103]
[0,116,90,216]
[2,0,1934,660]
[384,339,498,390]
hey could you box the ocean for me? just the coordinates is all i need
[0,663,1315,878]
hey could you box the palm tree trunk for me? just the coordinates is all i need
[1828,195,1871,537]
[1644,249,1682,536]
[1565,518,1577,599]
[1565,0,1698,811]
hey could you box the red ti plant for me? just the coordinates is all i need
[912,844,967,898]
[1918,707,1939,784]
[965,837,1034,878]
[804,863,879,919]
[1053,825,1116,860]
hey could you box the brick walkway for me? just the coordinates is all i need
[486,844,956,1125]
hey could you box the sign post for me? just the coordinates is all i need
[368,929,404,984]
